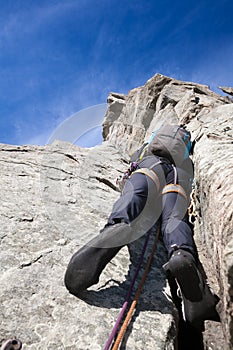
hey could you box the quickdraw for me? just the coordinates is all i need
[116,162,138,192]
[188,188,197,224]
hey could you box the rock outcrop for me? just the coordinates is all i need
[103,74,231,156]
[219,86,233,97]
[0,73,232,349]
[103,74,233,349]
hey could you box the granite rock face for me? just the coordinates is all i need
[0,141,176,349]
[103,74,231,156]
[103,74,233,349]
[189,105,233,348]
[1,73,233,350]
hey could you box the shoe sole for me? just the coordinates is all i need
[164,250,220,327]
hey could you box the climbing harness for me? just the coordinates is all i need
[132,159,162,191]
[133,168,160,191]
[162,184,187,201]
[161,163,187,202]
[104,225,160,350]
[116,158,162,193]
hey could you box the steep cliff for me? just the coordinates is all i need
[0,74,232,350]
[103,74,233,349]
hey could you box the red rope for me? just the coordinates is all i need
[103,229,153,350]
[111,224,160,350]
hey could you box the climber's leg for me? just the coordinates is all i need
[161,191,197,258]
[163,246,220,329]
[65,171,161,295]
[161,190,220,328]
[107,172,149,225]
[64,243,121,295]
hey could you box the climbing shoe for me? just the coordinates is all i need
[163,247,220,329]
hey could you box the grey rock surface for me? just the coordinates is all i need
[189,105,233,348]
[103,74,233,349]
[1,73,233,349]
[0,141,175,349]
[103,73,230,156]
[218,86,233,97]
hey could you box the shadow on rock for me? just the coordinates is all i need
[76,232,172,315]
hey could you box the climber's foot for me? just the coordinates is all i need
[163,247,220,329]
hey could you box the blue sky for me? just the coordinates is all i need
[0,0,232,146]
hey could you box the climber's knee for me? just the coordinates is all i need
[64,253,97,296]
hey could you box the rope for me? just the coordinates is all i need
[103,229,153,350]
[110,224,160,350]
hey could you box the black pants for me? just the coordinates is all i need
[64,156,197,295]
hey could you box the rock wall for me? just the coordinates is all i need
[103,74,231,156]
[0,73,232,349]
[190,105,233,347]
[103,74,233,349]
[0,141,176,349]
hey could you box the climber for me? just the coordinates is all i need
[64,124,220,330]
